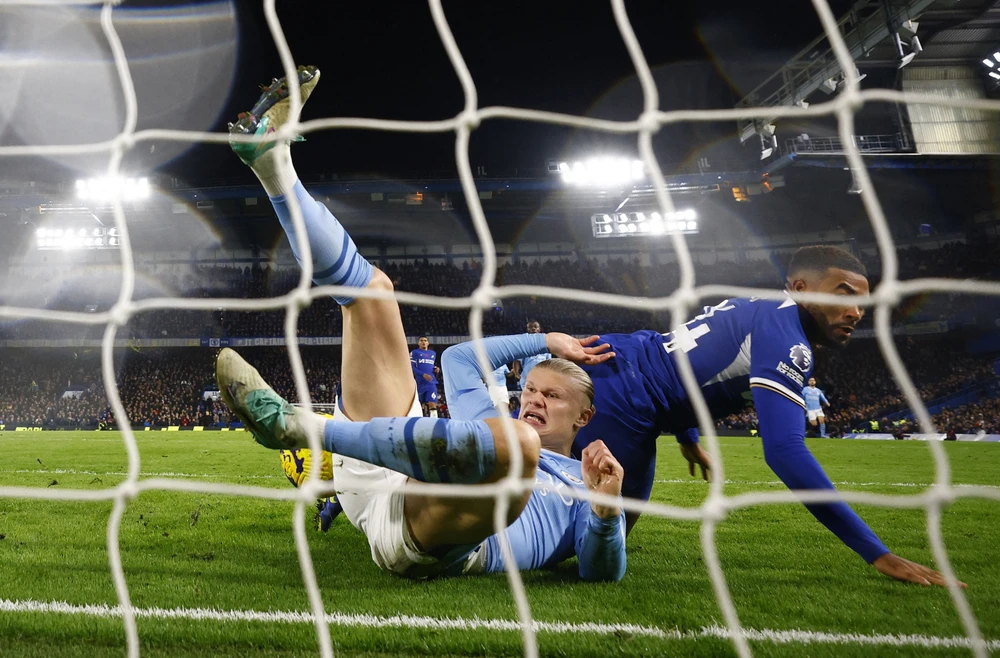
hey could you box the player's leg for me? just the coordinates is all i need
[818,413,827,438]
[217,347,538,548]
[229,66,414,422]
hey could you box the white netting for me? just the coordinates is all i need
[1,1,999,657]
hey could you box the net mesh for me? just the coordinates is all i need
[1,1,999,657]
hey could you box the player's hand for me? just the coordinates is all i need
[434,366,441,375]
[872,553,967,588]
[679,442,711,481]
[581,440,624,519]
[545,333,615,366]
[423,373,433,382]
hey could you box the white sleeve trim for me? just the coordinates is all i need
[750,377,805,407]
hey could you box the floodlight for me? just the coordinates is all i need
[991,72,1000,80]
[557,156,644,187]
[984,58,995,68]
[994,52,1000,62]
[76,176,152,202]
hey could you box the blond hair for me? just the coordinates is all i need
[533,358,595,408]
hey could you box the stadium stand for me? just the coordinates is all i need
[2,242,998,431]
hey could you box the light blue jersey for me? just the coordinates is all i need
[490,364,510,387]
[802,386,829,411]
[442,335,626,582]
[519,352,551,390]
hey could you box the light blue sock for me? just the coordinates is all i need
[820,422,826,437]
[323,417,496,484]
[270,180,374,305]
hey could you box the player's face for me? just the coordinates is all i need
[792,267,868,348]
[526,321,541,334]
[418,337,429,349]
[519,369,592,448]
[808,378,816,387]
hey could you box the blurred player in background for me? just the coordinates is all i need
[803,377,830,437]
[513,320,550,390]
[411,336,439,417]
[488,362,517,412]
[220,66,624,580]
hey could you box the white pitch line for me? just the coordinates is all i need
[0,599,996,651]
[655,478,1000,490]
[5,468,284,481]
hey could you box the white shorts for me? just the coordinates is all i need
[806,409,825,422]
[332,393,481,578]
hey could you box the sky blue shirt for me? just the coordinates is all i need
[519,352,552,390]
[802,386,829,411]
[442,334,626,582]
[490,364,510,387]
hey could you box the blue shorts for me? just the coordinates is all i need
[417,384,438,404]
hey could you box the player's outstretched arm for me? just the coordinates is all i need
[442,333,613,421]
[574,440,627,582]
[752,387,965,587]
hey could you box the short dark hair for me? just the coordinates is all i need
[526,319,541,326]
[418,335,428,340]
[787,246,867,279]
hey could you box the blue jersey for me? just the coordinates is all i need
[519,352,551,389]
[411,349,437,386]
[802,386,829,411]
[571,296,888,563]
[442,335,626,582]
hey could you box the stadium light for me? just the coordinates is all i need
[555,157,644,187]
[35,225,116,251]
[75,176,151,202]
[591,209,698,238]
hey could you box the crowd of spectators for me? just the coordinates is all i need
[4,239,998,341]
[2,240,1000,432]
[0,348,340,429]
[933,397,1000,435]
[716,337,998,434]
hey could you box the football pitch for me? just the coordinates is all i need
[0,431,997,657]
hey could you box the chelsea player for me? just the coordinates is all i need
[219,65,625,580]
[481,247,960,588]
[803,377,830,437]
[411,336,439,418]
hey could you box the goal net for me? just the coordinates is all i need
[0,1,997,657]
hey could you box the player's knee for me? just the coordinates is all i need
[368,267,394,292]
[486,417,540,479]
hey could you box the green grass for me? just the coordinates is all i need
[0,430,997,657]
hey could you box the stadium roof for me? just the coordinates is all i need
[859,0,1000,66]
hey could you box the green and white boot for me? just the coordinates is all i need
[215,348,322,451]
[228,65,320,190]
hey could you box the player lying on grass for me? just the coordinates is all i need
[482,247,964,588]
[220,65,626,580]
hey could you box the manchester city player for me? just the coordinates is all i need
[803,377,830,437]
[219,65,625,580]
[411,336,439,418]
[514,320,551,390]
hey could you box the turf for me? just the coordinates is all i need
[0,431,996,657]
